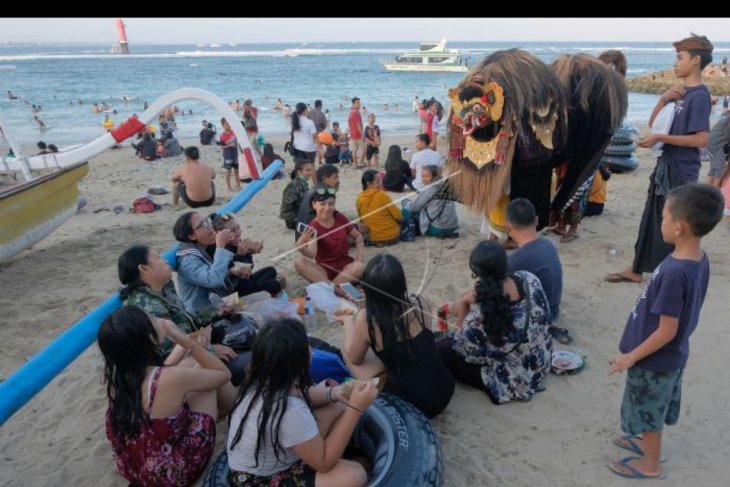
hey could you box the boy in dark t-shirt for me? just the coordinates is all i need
[608,183,724,480]
[607,34,713,284]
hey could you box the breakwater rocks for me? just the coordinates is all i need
[626,64,730,96]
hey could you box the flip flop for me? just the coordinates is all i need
[608,456,666,479]
[549,326,574,345]
[613,435,666,463]
[605,272,641,283]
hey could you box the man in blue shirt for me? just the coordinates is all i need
[506,198,567,343]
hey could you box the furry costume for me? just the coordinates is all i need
[445,49,627,229]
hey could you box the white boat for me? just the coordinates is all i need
[383,39,469,73]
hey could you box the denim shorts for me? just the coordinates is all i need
[707,155,727,178]
[620,365,683,435]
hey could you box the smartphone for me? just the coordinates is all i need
[340,283,365,302]
[297,221,317,237]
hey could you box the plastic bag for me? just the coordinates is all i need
[243,291,300,322]
[306,282,357,323]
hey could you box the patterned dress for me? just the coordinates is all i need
[106,367,216,487]
[451,271,552,404]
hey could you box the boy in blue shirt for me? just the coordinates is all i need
[607,34,713,284]
[608,183,724,479]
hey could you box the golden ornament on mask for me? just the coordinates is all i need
[530,112,558,150]
[464,135,500,169]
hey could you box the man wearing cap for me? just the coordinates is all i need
[606,34,713,285]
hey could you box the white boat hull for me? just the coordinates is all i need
[383,63,468,73]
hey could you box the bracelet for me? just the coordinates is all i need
[325,386,337,405]
[345,404,363,415]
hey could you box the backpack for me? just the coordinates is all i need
[132,196,156,214]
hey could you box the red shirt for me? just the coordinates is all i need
[309,212,354,273]
[425,112,434,139]
[348,109,363,140]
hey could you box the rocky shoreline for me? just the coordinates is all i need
[627,63,730,95]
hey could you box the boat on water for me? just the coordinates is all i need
[0,88,262,264]
[383,39,469,73]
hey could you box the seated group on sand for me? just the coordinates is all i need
[100,186,564,486]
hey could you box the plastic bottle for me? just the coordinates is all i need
[304,293,317,332]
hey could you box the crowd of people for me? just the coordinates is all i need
[88,35,730,486]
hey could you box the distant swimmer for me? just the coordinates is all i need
[274,98,283,110]
[103,114,114,132]
[7,90,18,100]
[93,103,101,113]
[34,115,48,130]
[393,104,399,112]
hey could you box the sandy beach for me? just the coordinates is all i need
[1,130,729,486]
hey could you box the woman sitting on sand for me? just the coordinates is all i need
[335,254,454,418]
[174,211,238,312]
[295,184,365,285]
[227,319,376,487]
[356,170,402,246]
[402,165,459,238]
[208,212,285,298]
[437,241,552,404]
[100,306,233,487]
[382,145,417,192]
[118,244,248,384]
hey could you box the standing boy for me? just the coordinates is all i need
[607,34,713,284]
[608,183,724,479]
[363,113,381,170]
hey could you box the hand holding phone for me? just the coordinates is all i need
[339,283,365,303]
[297,222,317,239]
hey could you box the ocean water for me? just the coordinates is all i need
[1,41,729,147]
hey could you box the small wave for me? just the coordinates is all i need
[0,64,17,69]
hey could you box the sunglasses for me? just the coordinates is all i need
[215,212,235,222]
[193,217,212,231]
[315,187,337,196]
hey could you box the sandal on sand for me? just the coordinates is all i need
[608,456,666,480]
[605,272,641,283]
[613,435,666,463]
[549,325,574,345]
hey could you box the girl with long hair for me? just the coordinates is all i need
[437,241,552,404]
[382,144,417,192]
[100,306,231,486]
[291,102,317,163]
[118,244,245,385]
[335,254,454,418]
[227,319,377,487]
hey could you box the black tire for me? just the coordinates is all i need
[202,393,444,487]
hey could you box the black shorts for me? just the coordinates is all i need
[223,158,239,170]
[366,145,380,160]
[178,181,216,208]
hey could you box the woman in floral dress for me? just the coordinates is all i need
[438,241,552,404]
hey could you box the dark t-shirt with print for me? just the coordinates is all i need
[364,125,381,147]
[619,254,710,372]
[663,84,711,183]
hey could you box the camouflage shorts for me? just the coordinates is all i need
[621,365,683,435]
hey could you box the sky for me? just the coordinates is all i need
[0,18,728,44]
